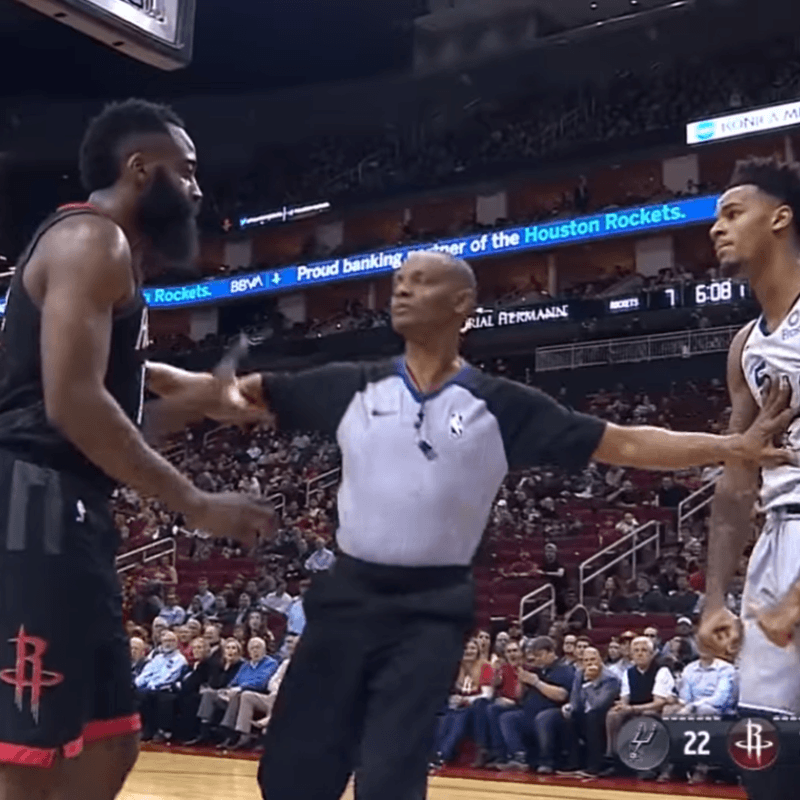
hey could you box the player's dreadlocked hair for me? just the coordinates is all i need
[727,155,800,237]
[79,98,185,193]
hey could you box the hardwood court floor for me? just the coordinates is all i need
[120,751,744,800]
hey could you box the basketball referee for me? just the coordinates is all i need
[231,251,790,800]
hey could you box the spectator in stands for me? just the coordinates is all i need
[158,589,186,628]
[562,590,591,634]
[135,631,188,741]
[208,594,237,627]
[234,592,255,626]
[130,637,148,680]
[657,476,689,510]
[203,622,223,665]
[538,543,568,612]
[304,535,336,573]
[187,638,244,745]
[194,577,216,614]
[657,650,738,784]
[668,617,698,661]
[595,576,628,614]
[615,512,639,536]
[152,555,178,586]
[215,637,279,749]
[669,572,699,616]
[574,636,592,662]
[175,625,194,664]
[472,638,523,767]
[560,634,578,667]
[475,630,492,663]
[150,618,169,655]
[261,577,293,616]
[490,632,510,669]
[232,623,248,649]
[285,579,309,637]
[227,634,301,751]
[431,638,494,768]
[607,480,639,508]
[186,618,203,641]
[627,575,668,613]
[656,556,680,596]
[601,636,675,777]
[562,646,620,775]
[185,595,205,622]
[604,638,628,682]
[497,636,574,774]
[539,497,558,521]
[643,626,662,656]
[170,637,214,743]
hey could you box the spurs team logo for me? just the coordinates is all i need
[727,718,780,771]
[617,716,671,771]
[449,412,464,439]
[0,626,64,723]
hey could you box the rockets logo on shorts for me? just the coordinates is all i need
[0,626,64,724]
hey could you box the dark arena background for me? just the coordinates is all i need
[1,0,800,797]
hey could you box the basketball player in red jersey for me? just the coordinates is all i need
[0,100,273,800]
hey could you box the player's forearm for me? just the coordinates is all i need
[593,424,743,470]
[146,361,214,398]
[49,385,204,517]
[705,465,759,610]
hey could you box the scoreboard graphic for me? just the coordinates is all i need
[12,0,195,69]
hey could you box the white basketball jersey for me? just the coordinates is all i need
[742,303,800,509]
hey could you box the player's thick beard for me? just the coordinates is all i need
[136,167,199,272]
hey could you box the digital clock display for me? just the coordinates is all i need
[692,279,749,306]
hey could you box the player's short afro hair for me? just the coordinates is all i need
[79,98,185,193]
[727,155,800,236]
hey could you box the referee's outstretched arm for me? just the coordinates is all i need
[591,374,794,470]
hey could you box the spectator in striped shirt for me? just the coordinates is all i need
[304,536,336,573]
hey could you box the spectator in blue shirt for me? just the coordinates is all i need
[135,630,189,740]
[304,536,336,573]
[498,636,575,773]
[158,589,187,628]
[667,652,738,717]
[195,637,278,747]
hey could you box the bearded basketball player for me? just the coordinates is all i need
[699,156,800,799]
[0,100,273,800]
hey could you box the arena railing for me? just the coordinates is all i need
[306,467,342,507]
[266,492,286,517]
[677,475,719,532]
[535,325,740,372]
[519,583,556,629]
[578,519,661,605]
[116,537,176,575]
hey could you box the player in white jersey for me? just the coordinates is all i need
[700,156,800,800]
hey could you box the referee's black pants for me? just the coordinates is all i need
[258,554,473,800]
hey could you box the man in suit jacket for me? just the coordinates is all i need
[562,647,620,774]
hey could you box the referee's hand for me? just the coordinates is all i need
[187,491,278,547]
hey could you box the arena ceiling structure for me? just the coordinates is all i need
[0,0,427,97]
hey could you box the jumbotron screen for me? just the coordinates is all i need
[12,0,195,69]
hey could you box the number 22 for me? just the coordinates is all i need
[683,730,711,756]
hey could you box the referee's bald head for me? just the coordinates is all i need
[391,250,477,339]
